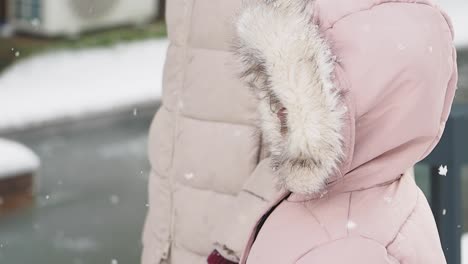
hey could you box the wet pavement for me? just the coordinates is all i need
[0,106,157,264]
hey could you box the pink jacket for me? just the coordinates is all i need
[233,0,458,263]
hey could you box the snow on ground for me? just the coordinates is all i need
[438,0,468,47]
[0,138,40,178]
[0,39,168,132]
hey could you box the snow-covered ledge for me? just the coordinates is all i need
[0,39,167,133]
[0,138,39,213]
[0,138,40,179]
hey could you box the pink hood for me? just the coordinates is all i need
[233,0,458,263]
[234,0,457,196]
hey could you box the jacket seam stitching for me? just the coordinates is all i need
[241,189,267,202]
[386,190,420,247]
[150,167,165,179]
[301,201,333,240]
[415,45,457,161]
[293,190,403,263]
[167,0,197,252]
[173,179,237,197]
[323,1,442,31]
[178,112,256,127]
[294,235,395,263]
[347,192,353,236]
[173,240,207,258]
[170,41,232,53]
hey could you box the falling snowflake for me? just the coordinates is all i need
[319,190,328,199]
[45,195,50,200]
[346,220,357,230]
[177,100,184,109]
[133,108,138,116]
[53,235,98,253]
[31,18,40,27]
[442,209,447,215]
[15,51,20,57]
[438,165,448,176]
[184,172,194,180]
[145,203,149,207]
[384,196,393,204]
[111,259,118,264]
[109,195,120,205]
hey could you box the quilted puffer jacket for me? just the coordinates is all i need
[232,0,458,263]
[141,0,283,263]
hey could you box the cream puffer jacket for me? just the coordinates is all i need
[141,0,282,263]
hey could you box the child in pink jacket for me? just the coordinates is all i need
[231,0,458,263]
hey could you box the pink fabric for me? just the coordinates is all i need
[241,0,458,263]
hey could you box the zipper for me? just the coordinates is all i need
[241,190,291,264]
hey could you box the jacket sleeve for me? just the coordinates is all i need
[210,157,284,262]
[295,237,397,264]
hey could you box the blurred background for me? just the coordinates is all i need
[0,0,466,263]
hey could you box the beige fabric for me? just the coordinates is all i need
[141,0,282,263]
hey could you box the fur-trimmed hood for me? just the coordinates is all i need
[234,0,348,194]
[233,0,457,195]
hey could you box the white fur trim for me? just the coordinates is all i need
[234,0,346,194]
